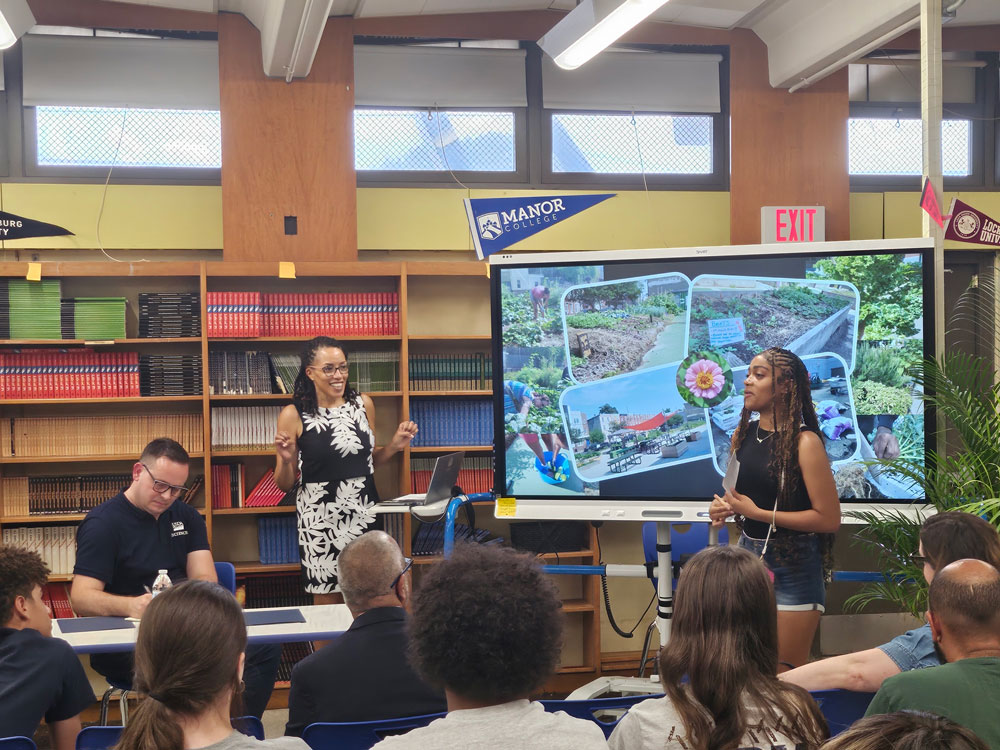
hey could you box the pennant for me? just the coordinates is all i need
[464,194,615,260]
[944,197,1000,247]
[0,210,73,241]
[919,177,950,229]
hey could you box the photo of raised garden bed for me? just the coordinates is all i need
[562,273,690,383]
[687,275,858,369]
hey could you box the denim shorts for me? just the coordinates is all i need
[739,532,826,612]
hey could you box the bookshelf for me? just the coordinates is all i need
[0,260,602,687]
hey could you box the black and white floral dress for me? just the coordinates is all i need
[296,396,379,594]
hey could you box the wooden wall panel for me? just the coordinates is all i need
[729,30,850,245]
[218,13,356,262]
[27,0,217,31]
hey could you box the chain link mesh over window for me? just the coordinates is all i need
[36,106,221,168]
[354,109,515,171]
[848,117,971,176]
[552,113,713,174]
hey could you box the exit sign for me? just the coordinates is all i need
[761,206,825,243]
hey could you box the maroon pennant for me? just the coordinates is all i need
[944,198,1000,247]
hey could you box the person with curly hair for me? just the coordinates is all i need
[0,547,94,750]
[708,347,840,670]
[375,543,607,749]
[819,711,988,750]
[608,545,828,750]
[783,512,1000,693]
[274,336,418,601]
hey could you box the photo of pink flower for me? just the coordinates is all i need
[684,358,725,400]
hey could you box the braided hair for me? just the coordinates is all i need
[731,348,821,511]
[292,336,359,416]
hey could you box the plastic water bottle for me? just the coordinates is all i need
[151,570,172,597]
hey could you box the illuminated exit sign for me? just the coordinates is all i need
[761,206,825,243]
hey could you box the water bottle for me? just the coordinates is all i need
[151,569,172,597]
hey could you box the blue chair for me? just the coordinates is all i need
[232,715,264,741]
[810,689,876,736]
[75,725,122,750]
[215,561,237,594]
[638,522,729,675]
[0,738,36,750]
[302,712,446,750]
[540,695,659,738]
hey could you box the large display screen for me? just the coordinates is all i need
[492,241,932,507]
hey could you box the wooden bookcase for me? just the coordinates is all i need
[0,260,602,686]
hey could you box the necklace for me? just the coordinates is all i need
[755,421,773,443]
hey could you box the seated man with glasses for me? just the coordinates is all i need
[71,437,280,717]
[285,531,446,737]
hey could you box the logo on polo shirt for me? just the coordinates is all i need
[171,521,188,538]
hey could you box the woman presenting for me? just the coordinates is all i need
[709,347,840,670]
[274,336,417,602]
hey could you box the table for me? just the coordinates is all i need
[52,604,354,654]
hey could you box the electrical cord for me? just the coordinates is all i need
[595,522,656,638]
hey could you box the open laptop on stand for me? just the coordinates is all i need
[379,451,465,508]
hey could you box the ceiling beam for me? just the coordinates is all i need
[27,0,218,31]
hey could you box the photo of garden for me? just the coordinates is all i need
[559,363,712,482]
[562,274,690,383]
[688,276,858,368]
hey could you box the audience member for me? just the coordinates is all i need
[116,580,307,750]
[819,711,988,750]
[0,547,94,750]
[864,558,1000,746]
[285,531,446,736]
[71,437,280,717]
[374,543,607,749]
[609,546,827,750]
[783,512,1000,692]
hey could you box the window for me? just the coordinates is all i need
[551,112,713,174]
[354,108,516,172]
[36,105,221,169]
[848,117,972,177]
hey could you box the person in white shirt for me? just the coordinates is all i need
[609,546,828,750]
[375,543,608,750]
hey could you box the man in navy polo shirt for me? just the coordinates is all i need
[0,546,94,749]
[72,437,279,717]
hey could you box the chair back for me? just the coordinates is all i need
[641,522,728,589]
[540,695,658,738]
[232,716,264,741]
[810,689,876,736]
[215,561,237,594]
[75,725,123,750]
[0,738,36,750]
[302,712,446,750]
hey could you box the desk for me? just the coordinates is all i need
[53,604,354,654]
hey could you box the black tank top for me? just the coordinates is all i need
[735,424,816,539]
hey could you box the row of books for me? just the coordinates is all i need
[270,351,401,393]
[0,350,141,399]
[210,406,282,451]
[1,473,131,516]
[139,292,201,338]
[212,466,290,509]
[44,582,74,619]
[411,456,495,495]
[409,399,494,447]
[1,414,204,458]
[205,292,401,337]
[61,297,127,340]
[258,515,299,565]
[1,526,77,575]
[239,573,311,610]
[409,353,492,391]
[412,522,497,556]
[208,351,276,395]
[1,279,61,339]
[140,354,203,396]
[277,642,313,684]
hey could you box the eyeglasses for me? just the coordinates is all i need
[910,553,929,566]
[389,557,413,590]
[311,363,350,376]
[140,463,189,498]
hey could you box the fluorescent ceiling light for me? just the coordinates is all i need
[0,0,33,50]
[539,0,670,71]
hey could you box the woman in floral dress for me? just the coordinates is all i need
[274,336,417,602]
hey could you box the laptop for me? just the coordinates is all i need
[380,451,465,506]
